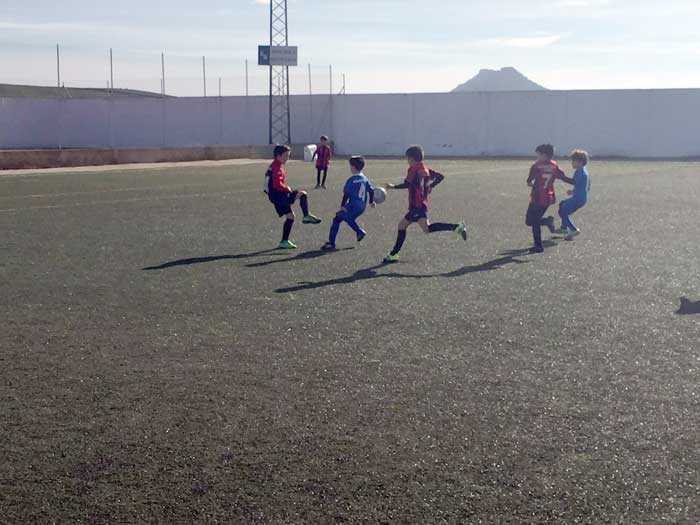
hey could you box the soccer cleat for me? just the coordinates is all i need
[357,230,367,242]
[455,222,468,242]
[565,229,581,241]
[555,227,569,235]
[383,253,400,264]
[530,245,545,254]
[321,185,327,189]
[302,214,322,224]
[278,240,297,250]
[544,216,556,233]
[315,185,320,189]
[321,242,337,251]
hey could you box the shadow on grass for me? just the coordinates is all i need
[275,253,530,293]
[245,247,354,268]
[498,240,558,257]
[143,248,284,271]
[676,297,700,315]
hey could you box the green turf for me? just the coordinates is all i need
[2,159,700,523]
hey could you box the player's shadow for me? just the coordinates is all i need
[675,297,700,315]
[498,240,558,257]
[245,247,354,268]
[142,248,285,271]
[275,254,530,293]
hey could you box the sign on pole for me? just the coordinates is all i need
[258,45,298,67]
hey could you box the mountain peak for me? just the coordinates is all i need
[452,67,547,93]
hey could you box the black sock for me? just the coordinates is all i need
[316,169,321,186]
[299,194,309,216]
[282,219,294,241]
[322,170,328,186]
[390,230,407,256]
[429,223,457,233]
[532,225,542,247]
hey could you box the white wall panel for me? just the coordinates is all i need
[2,90,699,158]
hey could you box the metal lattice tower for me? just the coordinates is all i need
[269,0,291,145]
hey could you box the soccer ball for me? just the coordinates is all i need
[373,187,387,204]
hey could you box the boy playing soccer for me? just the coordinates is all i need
[264,145,322,249]
[312,135,332,189]
[321,156,375,251]
[383,145,467,263]
[557,149,590,241]
[526,144,574,253]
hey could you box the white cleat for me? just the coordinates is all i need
[565,229,581,241]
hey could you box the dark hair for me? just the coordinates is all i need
[570,149,589,166]
[320,135,328,141]
[273,144,291,158]
[405,145,424,162]
[349,156,365,171]
[535,144,555,159]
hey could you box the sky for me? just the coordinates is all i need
[1,0,700,96]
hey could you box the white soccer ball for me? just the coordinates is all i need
[373,187,387,204]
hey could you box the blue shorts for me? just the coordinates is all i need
[559,198,585,216]
[337,206,364,222]
[269,190,298,217]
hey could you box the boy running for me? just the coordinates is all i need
[526,144,573,253]
[557,149,590,241]
[383,145,467,264]
[321,156,375,251]
[264,145,322,250]
[312,135,332,189]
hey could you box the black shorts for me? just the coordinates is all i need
[269,190,298,217]
[404,207,428,223]
[525,203,548,226]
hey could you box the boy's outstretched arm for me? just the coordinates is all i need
[428,169,445,188]
[386,181,409,190]
[557,169,574,185]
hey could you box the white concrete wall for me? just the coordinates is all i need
[331,90,700,158]
[2,89,699,158]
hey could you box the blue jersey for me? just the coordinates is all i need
[571,167,590,204]
[343,173,373,212]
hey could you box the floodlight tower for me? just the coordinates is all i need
[269,0,291,145]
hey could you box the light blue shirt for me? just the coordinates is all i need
[572,167,590,204]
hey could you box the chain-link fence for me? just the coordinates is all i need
[4,44,347,98]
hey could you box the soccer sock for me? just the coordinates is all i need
[329,218,341,244]
[316,169,321,187]
[299,194,310,216]
[322,170,328,186]
[532,225,542,247]
[428,223,458,233]
[390,230,407,256]
[282,219,294,241]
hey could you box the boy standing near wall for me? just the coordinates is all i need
[312,136,332,189]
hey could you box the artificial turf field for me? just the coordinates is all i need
[2,158,700,524]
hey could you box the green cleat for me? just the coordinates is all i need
[455,222,468,242]
[383,253,400,264]
[278,240,298,250]
[302,214,322,224]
